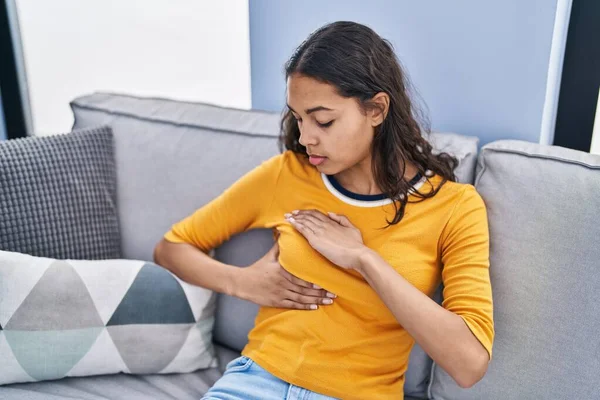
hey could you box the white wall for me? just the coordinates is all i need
[16,0,251,136]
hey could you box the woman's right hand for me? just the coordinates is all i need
[233,242,336,310]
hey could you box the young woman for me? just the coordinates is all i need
[154,21,494,400]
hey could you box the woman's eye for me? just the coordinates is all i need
[317,120,334,128]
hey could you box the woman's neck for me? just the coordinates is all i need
[333,159,419,196]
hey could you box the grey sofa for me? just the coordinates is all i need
[1,92,599,400]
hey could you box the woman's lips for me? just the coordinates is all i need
[309,155,327,166]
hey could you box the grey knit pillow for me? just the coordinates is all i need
[0,126,121,259]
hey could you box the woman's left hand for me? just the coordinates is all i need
[285,209,367,271]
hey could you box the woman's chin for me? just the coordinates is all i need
[315,162,331,173]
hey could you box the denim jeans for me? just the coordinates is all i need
[202,356,339,400]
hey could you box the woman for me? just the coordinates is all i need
[154,21,493,400]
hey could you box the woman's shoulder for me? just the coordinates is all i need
[263,149,308,166]
[278,150,317,176]
[255,150,316,184]
[425,174,484,209]
[425,176,488,237]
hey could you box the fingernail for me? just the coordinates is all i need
[313,284,321,289]
[284,213,291,218]
[323,298,333,305]
[292,210,299,215]
[326,292,337,298]
[287,217,295,223]
[310,304,318,310]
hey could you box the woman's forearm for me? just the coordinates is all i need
[153,238,239,296]
[356,247,489,389]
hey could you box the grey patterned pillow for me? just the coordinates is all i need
[0,126,121,259]
[0,250,217,385]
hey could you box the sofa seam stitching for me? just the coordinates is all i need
[479,146,600,170]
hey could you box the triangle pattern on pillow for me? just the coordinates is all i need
[178,278,216,322]
[4,327,103,381]
[159,318,217,374]
[0,250,52,327]
[5,260,104,330]
[67,327,129,377]
[107,263,195,325]
[107,324,192,374]
[72,259,144,325]
[0,331,35,384]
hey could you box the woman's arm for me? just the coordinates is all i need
[356,249,489,388]
[154,238,337,310]
[154,238,239,296]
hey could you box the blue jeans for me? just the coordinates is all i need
[202,356,338,400]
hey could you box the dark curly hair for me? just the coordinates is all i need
[279,21,458,227]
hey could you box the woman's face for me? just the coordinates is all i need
[286,73,381,175]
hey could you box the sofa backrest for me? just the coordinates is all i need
[70,92,481,397]
[428,140,600,399]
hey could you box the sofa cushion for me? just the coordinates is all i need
[429,140,600,399]
[214,343,242,374]
[0,126,121,260]
[425,131,479,184]
[0,364,423,400]
[0,368,222,400]
[0,250,217,385]
[69,91,483,398]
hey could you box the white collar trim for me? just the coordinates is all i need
[320,173,427,208]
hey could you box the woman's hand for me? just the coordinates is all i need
[233,242,337,310]
[285,209,368,270]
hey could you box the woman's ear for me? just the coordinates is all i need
[369,92,390,127]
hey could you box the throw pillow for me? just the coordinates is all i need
[0,250,217,385]
[0,126,121,259]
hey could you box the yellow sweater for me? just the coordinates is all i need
[164,150,494,399]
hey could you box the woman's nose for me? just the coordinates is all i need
[298,128,318,147]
